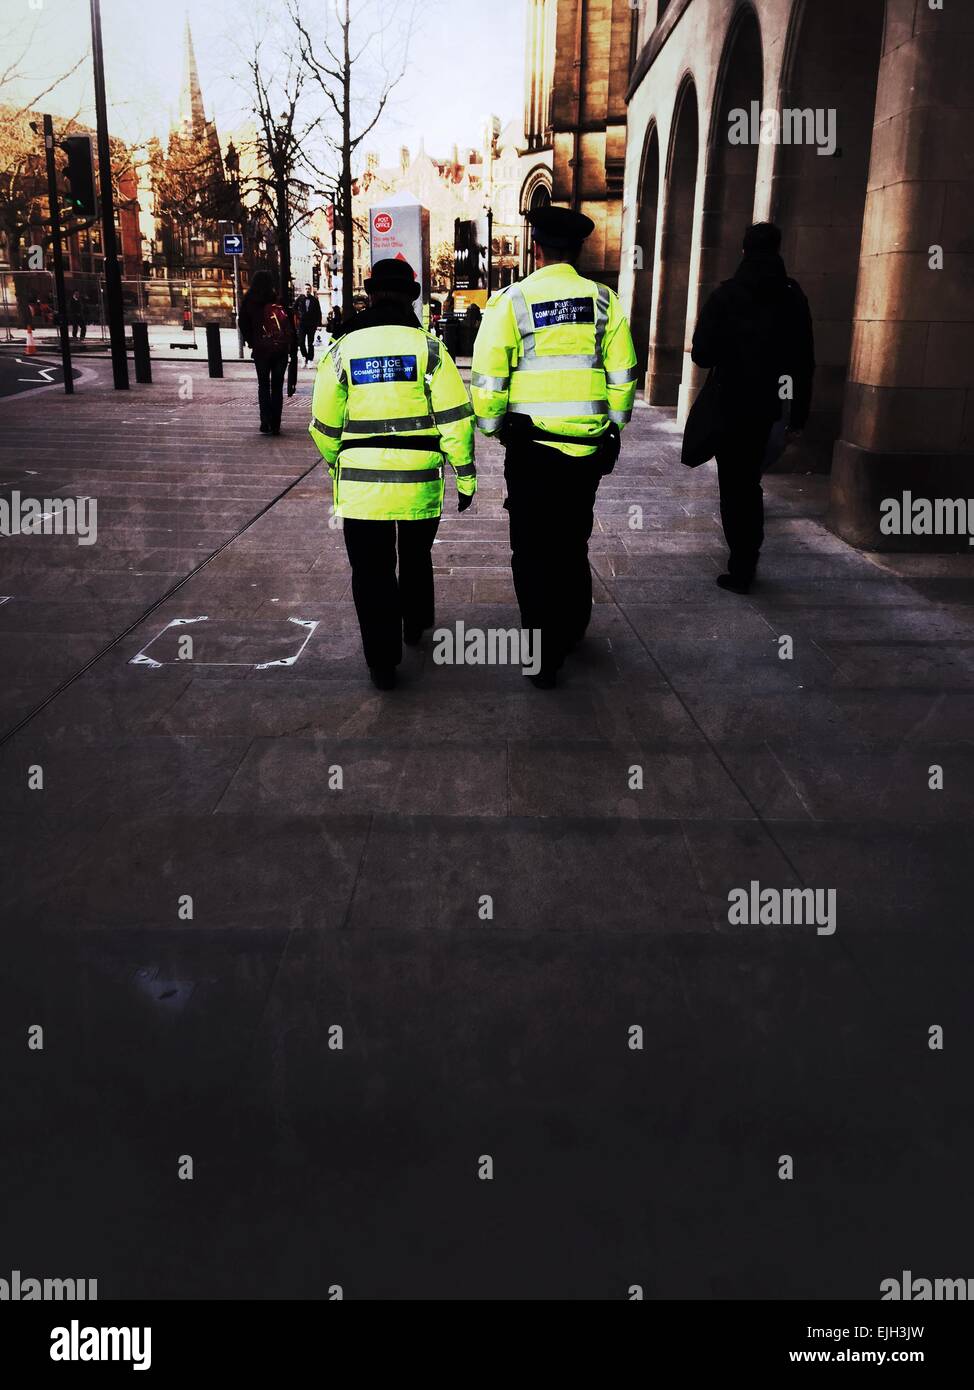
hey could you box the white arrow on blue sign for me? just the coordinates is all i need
[223,234,243,254]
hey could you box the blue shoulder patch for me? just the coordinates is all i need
[350,354,419,385]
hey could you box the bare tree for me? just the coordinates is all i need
[0,24,91,320]
[148,119,237,276]
[0,16,86,111]
[235,43,324,301]
[0,102,143,329]
[289,0,418,314]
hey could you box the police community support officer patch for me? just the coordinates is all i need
[350,355,420,385]
[530,298,596,329]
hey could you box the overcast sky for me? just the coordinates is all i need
[2,0,527,169]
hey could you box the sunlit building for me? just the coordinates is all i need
[519,0,633,287]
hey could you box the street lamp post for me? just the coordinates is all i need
[41,115,73,394]
[233,242,242,359]
[219,218,244,360]
[89,0,128,389]
[223,146,244,360]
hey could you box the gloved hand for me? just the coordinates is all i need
[457,492,474,514]
[598,421,622,476]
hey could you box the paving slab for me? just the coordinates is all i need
[1,363,972,1298]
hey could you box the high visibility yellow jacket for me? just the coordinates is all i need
[310,322,476,520]
[470,263,639,457]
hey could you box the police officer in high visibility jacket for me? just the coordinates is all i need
[310,257,476,690]
[471,206,638,688]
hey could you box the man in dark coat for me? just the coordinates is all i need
[691,221,815,592]
[293,284,323,365]
[68,291,88,340]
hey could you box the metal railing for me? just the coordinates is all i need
[0,270,240,346]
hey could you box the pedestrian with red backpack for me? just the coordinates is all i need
[240,271,299,435]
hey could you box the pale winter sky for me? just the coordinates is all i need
[2,0,527,171]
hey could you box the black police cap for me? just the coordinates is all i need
[365,256,421,300]
[526,205,595,249]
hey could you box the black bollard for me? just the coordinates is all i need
[205,323,223,379]
[131,322,152,384]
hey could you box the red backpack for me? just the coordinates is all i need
[255,302,291,355]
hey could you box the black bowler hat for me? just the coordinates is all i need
[365,256,421,300]
[527,205,595,248]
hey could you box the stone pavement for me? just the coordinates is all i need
[1,357,972,1298]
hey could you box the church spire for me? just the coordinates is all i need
[179,16,206,136]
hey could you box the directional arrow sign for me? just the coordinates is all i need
[15,359,58,382]
[223,234,243,254]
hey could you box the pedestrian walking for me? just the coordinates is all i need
[470,205,638,688]
[310,257,476,690]
[68,291,88,341]
[325,305,343,338]
[690,221,815,593]
[240,271,298,436]
[293,283,323,365]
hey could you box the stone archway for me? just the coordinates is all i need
[772,0,885,464]
[630,123,660,395]
[648,78,699,406]
[698,5,764,309]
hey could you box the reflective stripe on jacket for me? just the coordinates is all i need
[309,324,476,520]
[470,263,638,456]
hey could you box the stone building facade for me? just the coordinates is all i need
[619,0,974,550]
[519,0,633,289]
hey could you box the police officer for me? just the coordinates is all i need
[310,257,476,690]
[471,206,638,688]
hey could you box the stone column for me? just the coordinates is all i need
[830,0,974,550]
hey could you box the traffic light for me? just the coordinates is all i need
[60,135,97,218]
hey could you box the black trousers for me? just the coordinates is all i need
[342,517,440,670]
[504,443,604,676]
[715,419,774,579]
[254,351,288,428]
[298,326,316,361]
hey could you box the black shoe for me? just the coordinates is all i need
[716,573,752,594]
[403,625,426,647]
[525,670,557,690]
[259,422,270,434]
[269,424,281,435]
[369,667,397,691]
